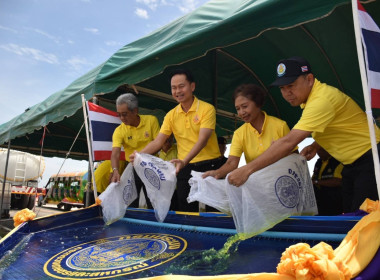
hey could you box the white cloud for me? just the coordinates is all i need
[136,0,159,10]
[66,56,92,71]
[135,0,203,14]
[0,43,59,64]
[178,0,198,13]
[135,8,149,19]
[84,27,99,34]
[67,40,75,44]
[0,25,17,33]
[105,41,122,47]
[27,28,60,43]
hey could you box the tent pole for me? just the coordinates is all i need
[0,140,11,220]
[81,94,98,203]
[351,0,380,197]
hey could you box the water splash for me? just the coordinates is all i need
[0,234,33,276]
[165,233,247,275]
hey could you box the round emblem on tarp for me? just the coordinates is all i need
[277,63,286,77]
[44,233,187,279]
[275,175,300,208]
[122,179,135,203]
[144,168,160,189]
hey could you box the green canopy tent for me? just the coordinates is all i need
[0,0,379,160]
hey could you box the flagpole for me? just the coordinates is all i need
[81,94,98,200]
[352,0,380,197]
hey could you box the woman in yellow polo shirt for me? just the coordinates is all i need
[203,84,292,179]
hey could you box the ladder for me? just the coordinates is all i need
[14,153,27,184]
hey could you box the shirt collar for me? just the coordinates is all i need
[176,96,199,113]
[300,78,320,109]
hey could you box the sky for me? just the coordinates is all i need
[0,0,317,188]
[0,0,210,187]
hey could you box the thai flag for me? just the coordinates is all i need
[86,102,125,161]
[358,1,380,108]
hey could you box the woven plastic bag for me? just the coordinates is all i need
[98,163,137,225]
[226,153,317,237]
[188,170,231,214]
[134,153,176,222]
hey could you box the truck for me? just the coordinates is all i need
[0,149,45,211]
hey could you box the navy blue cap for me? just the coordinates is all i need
[271,56,312,87]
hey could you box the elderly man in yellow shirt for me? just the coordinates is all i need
[111,93,160,208]
[130,69,223,212]
[227,56,380,212]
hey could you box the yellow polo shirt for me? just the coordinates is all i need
[294,79,380,165]
[160,96,221,163]
[229,112,291,163]
[158,144,178,161]
[112,115,160,159]
[94,160,127,193]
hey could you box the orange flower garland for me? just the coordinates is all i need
[13,208,36,227]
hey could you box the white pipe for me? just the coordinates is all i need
[351,0,380,197]
[81,94,98,200]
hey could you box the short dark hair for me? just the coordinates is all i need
[169,69,195,83]
[233,84,267,108]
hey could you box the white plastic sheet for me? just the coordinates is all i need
[98,163,137,225]
[188,154,317,237]
[134,153,176,222]
[188,171,231,215]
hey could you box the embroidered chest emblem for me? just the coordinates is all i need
[144,131,150,138]
[193,114,200,124]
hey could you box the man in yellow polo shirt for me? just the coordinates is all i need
[227,56,380,212]
[130,69,223,212]
[111,93,160,208]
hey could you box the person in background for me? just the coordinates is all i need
[226,56,380,212]
[158,134,179,211]
[158,134,177,161]
[203,84,293,180]
[130,69,223,212]
[312,148,343,215]
[111,93,160,208]
[94,160,127,194]
[217,136,228,165]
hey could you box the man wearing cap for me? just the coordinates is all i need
[227,56,380,212]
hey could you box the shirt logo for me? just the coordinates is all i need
[144,131,150,138]
[277,63,286,77]
[128,136,132,140]
[193,115,200,124]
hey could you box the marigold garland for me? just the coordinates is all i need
[13,208,36,227]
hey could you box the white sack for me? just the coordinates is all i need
[226,153,317,236]
[188,171,231,215]
[187,154,317,237]
[134,153,176,222]
[98,163,137,225]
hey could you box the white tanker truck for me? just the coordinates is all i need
[0,149,45,216]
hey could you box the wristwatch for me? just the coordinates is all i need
[112,167,118,172]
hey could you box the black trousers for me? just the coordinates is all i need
[342,144,380,212]
[176,157,224,212]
